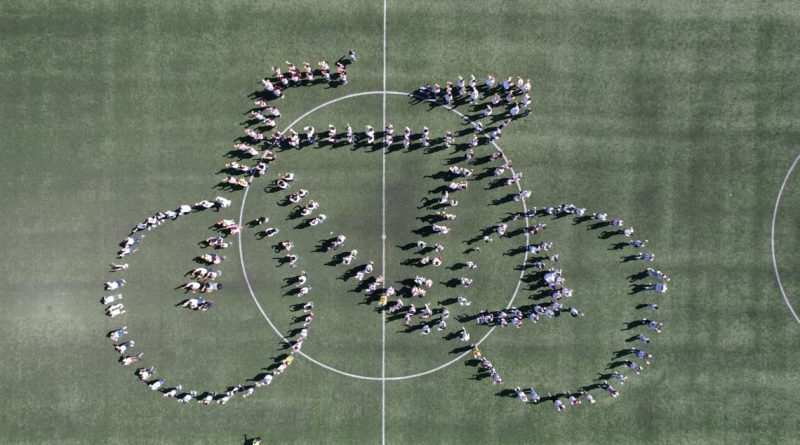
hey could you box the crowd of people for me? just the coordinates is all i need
[464,202,668,409]
[101,50,670,410]
[100,51,361,405]
[104,194,307,404]
[238,61,670,409]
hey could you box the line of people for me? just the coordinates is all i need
[478,204,669,409]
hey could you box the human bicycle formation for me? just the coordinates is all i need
[100,49,670,409]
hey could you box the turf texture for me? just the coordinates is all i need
[1,1,800,444]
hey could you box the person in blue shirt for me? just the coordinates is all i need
[529,387,540,404]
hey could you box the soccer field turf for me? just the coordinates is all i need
[2,1,800,444]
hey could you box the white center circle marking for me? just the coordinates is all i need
[237,90,532,381]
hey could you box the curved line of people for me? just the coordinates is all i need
[470,204,668,409]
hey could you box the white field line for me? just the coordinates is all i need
[381,0,388,443]
[770,153,800,326]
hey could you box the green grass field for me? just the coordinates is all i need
[2,1,800,444]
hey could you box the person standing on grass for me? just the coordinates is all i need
[471,344,481,359]
[485,74,496,91]
[388,298,404,314]
[100,294,122,304]
[443,89,453,105]
[444,131,453,148]
[114,341,134,353]
[502,76,512,92]
[644,318,663,333]
[637,252,655,262]
[529,387,540,404]
[603,381,619,397]
[631,348,652,364]
[520,93,532,108]
[179,391,195,404]
[327,125,337,144]
[136,367,155,380]
[304,126,317,145]
[515,387,529,403]
[105,279,126,291]
[648,268,670,282]
[262,78,274,93]
[163,385,181,398]
[365,125,375,144]
[287,254,298,268]
[469,86,479,105]
[626,360,642,375]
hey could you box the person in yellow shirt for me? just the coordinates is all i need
[378,294,388,307]
[282,355,294,366]
[471,345,481,359]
